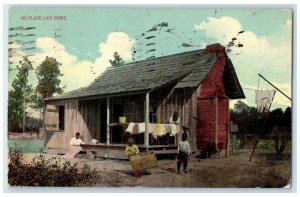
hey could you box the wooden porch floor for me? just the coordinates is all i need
[80,143,178,159]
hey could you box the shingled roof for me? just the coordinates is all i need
[46,45,245,101]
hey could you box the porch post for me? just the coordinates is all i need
[106,97,110,145]
[96,103,100,142]
[144,92,150,147]
[215,96,218,151]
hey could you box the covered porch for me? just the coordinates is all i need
[76,87,181,159]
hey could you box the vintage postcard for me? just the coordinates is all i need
[6,6,293,189]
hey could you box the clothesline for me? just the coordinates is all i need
[125,122,180,139]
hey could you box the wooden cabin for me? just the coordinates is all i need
[44,43,245,159]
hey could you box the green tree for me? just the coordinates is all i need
[35,56,64,103]
[269,107,291,157]
[230,101,263,135]
[109,51,125,67]
[34,56,64,128]
[231,101,292,156]
[8,57,33,132]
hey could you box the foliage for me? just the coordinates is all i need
[271,126,290,157]
[109,51,125,67]
[35,56,64,105]
[8,57,33,132]
[230,101,263,136]
[230,101,291,155]
[8,149,95,187]
[269,107,292,157]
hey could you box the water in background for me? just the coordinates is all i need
[8,139,44,153]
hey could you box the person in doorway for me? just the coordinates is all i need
[169,111,180,124]
[177,133,191,174]
[125,138,140,159]
[64,132,85,159]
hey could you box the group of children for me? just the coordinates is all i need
[125,126,191,174]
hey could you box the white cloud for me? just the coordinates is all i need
[195,16,242,44]
[195,16,292,109]
[95,32,135,73]
[8,32,135,117]
[14,32,135,92]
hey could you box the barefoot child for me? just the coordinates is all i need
[177,133,191,174]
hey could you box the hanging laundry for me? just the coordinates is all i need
[154,124,167,136]
[132,124,138,134]
[125,122,136,134]
[164,124,172,135]
[149,123,156,134]
[255,90,276,112]
[137,123,146,133]
[172,124,179,136]
[162,124,179,136]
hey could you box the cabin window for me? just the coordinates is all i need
[58,106,65,130]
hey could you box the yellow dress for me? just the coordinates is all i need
[125,144,139,158]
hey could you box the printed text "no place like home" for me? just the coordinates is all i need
[21,16,67,20]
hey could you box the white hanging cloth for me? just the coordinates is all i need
[255,90,276,112]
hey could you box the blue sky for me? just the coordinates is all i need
[8,7,292,113]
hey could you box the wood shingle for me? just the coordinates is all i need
[46,47,244,101]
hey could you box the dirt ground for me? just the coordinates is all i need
[20,148,291,188]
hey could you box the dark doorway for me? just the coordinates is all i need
[112,104,124,123]
[100,104,107,143]
[111,104,124,144]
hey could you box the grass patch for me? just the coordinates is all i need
[8,139,44,153]
[257,139,292,151]
[229,138,292,151]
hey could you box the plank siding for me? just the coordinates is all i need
[45,99,99,150]
[45,86,199,152]
[151,85,197,151]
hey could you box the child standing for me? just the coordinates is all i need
[177,133,191,174]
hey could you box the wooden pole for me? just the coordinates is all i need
[144,92,150,147]
[106,97,110,145]
[96,103,100,142]
[258,74,291,101]
[249,137,259,161]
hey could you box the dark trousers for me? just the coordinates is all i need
[177,153,188,173]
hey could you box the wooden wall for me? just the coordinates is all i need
[152,85,198,151]
[45,95,146,150]
[45,99,99,150]
[45,87,199,152]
